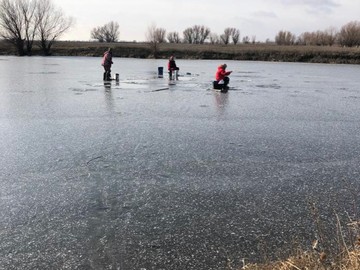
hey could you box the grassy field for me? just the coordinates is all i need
[1,40,360,64]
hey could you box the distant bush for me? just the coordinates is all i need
[298,27,337,46]
[275,30,296,45]
[338,21,360,47]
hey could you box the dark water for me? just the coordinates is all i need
[1,56,360,269]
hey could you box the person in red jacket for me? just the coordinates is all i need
[168,55,179,80]
[213,64,232,91]
[101,48,113,81]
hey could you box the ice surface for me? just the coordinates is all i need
[1,56,360,269]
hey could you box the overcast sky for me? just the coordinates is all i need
[53,0,360,42]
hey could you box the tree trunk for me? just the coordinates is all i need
[40,40,51,56]
[26,40,33,56]
[15,39,25,56]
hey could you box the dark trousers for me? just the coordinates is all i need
[169,67,179,80]
[103,65,111,81]
[213,77,230,89]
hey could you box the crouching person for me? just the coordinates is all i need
[213,64,232,92]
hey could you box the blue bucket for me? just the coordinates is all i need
[158,67,163,77]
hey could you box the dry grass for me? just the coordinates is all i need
[1,40,360,63]
[238,211,360,270]
[241,249,360,270]
[51,42,360,64]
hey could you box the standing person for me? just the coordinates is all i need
[213,64,232,92]
[168,55,180,80]
[102,48,113,81]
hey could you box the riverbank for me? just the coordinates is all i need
[1,40,360,64]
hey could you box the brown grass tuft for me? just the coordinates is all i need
[240,249,360,270]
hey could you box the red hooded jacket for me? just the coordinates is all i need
[215,65,231,81]
[101,51,113,67]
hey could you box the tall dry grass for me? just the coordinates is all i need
[1,40,360,63]
[242,249,360,270]
[238,203,360,270]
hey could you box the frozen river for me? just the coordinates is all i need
[1,56,360,269]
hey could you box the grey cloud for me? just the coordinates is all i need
[281,0,339,12]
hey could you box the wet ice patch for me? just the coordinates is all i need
[235,71,264,79]
[121,80,151,89]
[69,87,97,93]
[28,71,58,74]
[344,96,360,100]
[9,90,35,95]
[255,83,281,90]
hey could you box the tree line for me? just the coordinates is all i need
[276,21,360,47]
[93,21,360,48]
[1,0,360,57]
[0,0,73,55]
[92,22,245,45]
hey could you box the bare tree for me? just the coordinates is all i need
[145,24,162,58]
[317,30,330,46]
[91,21,120,43]
[220,28,233,45]
[104,21,120,42]
[251,35,256,44]
[275,30,296,45]
[197,25,210,44]
[154,27,166,43]
[221,27,240,44]
[298,27,338,46]
[232,28,240,45]
[0,0,37,55]
[297,32,314,45]
[183,27,194,44]
[0,0,72,55]
[182,25,210,44]
[324,27,337,46]
[21,0,38,54]
[167,31,181,43]
[242,36,250,44]
[91,26,105,42]
[209,33,220,44]
[338,21,360,47]
[35,0,73,55]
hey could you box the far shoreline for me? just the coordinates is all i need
[1,40,360,64]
